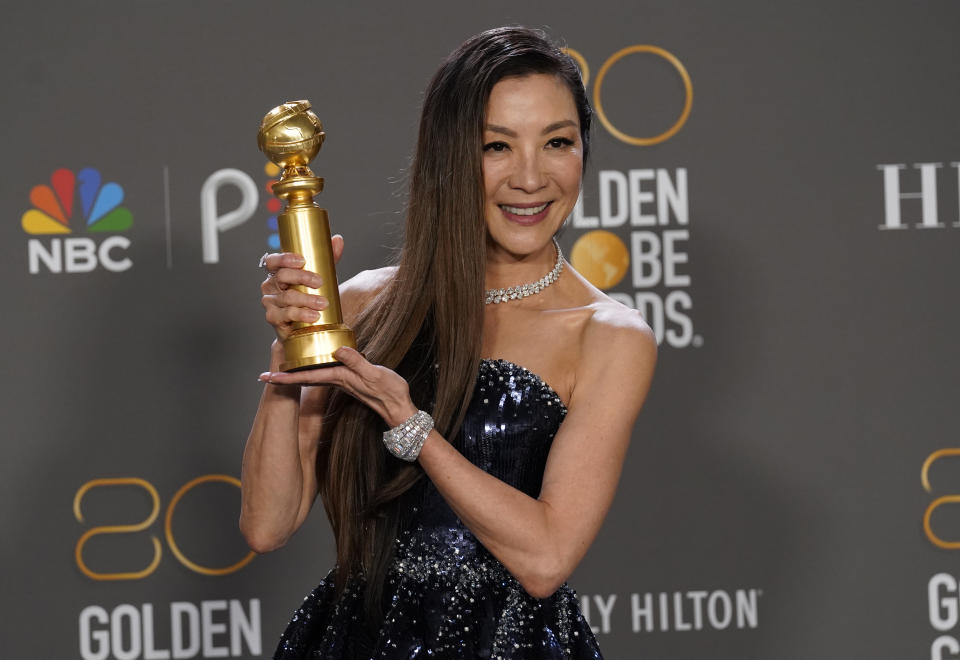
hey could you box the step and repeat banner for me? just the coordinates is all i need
[2,1,958,658]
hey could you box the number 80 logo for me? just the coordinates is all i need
[74,475,255,581]
[563,44,693,147]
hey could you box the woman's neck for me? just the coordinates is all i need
[483,240,560,292]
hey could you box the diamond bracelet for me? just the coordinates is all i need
[382,410,434,461]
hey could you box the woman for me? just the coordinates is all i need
[242,26,656,659]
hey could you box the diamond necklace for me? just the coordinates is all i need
[485,238,564,305]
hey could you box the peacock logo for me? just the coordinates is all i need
[22,167,133,235]
[23,168,134,274]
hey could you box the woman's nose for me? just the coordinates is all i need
[509,151,548,192]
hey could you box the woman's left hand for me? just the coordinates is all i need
[259,347,417,427]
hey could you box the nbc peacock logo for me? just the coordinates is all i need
[22,167,134,274]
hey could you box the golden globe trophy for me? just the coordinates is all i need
[258,100,356,371]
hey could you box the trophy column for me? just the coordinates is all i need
[258,100,357,371]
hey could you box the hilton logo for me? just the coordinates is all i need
[877,162,960,230]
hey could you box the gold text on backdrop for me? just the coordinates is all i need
[74,476,255,580]
[922,449,960,549]
[563,45,693,147]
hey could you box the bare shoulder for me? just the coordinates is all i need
[561,266,656,357]
[339,266,397,323]
[340,265,396,298]
[581,299,657,368]
[569,299,657,410]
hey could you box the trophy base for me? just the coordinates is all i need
[281,324,357,372]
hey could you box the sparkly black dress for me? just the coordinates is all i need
[274,359,603,659]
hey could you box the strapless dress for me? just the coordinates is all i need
[274,359,603,659]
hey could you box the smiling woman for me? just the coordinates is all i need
[482,73,584,265]
[241,26,656,660]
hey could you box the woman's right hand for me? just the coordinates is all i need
[259,235,345,341]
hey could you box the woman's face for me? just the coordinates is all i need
[482,73,583,259]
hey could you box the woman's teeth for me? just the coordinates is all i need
[501,202,549,216]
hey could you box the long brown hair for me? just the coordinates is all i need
[317,26,592,618]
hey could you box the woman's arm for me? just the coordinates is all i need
[261,305,656,596]
[239,237,388,553]
[421,309,655,597]
[239,242,339,553]
[239,343,328,553]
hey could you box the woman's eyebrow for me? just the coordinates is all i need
[484,119,578,137]
[485,124,517,137]
[541,120,577,134]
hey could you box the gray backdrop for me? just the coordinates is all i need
[2,1,959,658]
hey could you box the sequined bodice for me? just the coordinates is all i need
[275,360,602,659]
[411,359,567,540]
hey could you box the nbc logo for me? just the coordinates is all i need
[22,167,134,274]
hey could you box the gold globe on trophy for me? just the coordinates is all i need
[258,100,356,371]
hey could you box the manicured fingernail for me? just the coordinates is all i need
[291,255,305,265]
[258,372,270,382]
[314,296,326,308]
